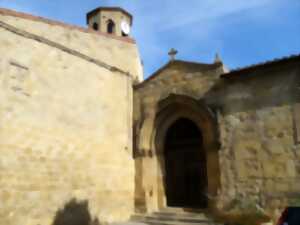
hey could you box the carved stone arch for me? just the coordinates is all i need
[137,94,221,210]
[152,94,220,154]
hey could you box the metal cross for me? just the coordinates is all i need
[168,48,178,61]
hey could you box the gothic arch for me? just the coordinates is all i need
[136,94,221,211]
[153,94,219,155]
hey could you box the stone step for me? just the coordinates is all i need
[152,211,210,219]
[130,210,223,225]
[111,222,148,225]
[131,217,219,225]
[132,213,212,224]
[158,207,205,213]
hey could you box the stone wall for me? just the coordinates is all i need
[0,12,141,225]
[217,63,300,217]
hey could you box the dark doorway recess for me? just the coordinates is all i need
[164,118,208,208]
[107,20,115,34]
[92,22,99,31]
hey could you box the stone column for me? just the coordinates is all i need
[138,107,159,213]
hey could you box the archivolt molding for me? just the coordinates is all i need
[137,94,220,158]
[153,94,220,154]
[136,94,222,208]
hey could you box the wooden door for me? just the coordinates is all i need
[164,118,208,208]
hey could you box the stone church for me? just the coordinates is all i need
[0,6,299,225]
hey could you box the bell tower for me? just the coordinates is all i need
[87,7,133,37]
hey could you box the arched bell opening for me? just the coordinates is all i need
[107,19,116,34]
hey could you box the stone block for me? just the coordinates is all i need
[264,179,276,193]
[262,140,285,155]
[234,139,261,160]
[290,180,300,193]
[262,106,293,139]
[294,103,300,144]
[275,181,290,193]
[286,160,297,178]
[236,158,262,180]
[226,115,240,127]
[262,161,286,178]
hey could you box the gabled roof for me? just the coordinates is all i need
[86,7,133,25]
[221,54,300,79]
[0,7,135,43]
[135,60,222,89]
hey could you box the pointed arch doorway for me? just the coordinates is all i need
[147,94,221,211]
[164,118,208,208]
[135,94,220,212]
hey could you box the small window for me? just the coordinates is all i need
[107,20,116,34]
[92,22,99,31]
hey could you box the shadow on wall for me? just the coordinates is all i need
[52,199,100,225]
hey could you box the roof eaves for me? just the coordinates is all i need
[0,7,136,44]
[221,54,300,79]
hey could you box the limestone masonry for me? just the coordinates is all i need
[0,6,299,225]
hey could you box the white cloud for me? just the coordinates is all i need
[127,0,276,30]
[122,0,287,75]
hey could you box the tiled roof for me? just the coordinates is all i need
[221,54,300,78]
[0,7,135,44]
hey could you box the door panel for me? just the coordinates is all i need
[164,118,208,208]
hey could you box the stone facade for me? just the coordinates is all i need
[216,62,300,218]
[0,8,142,225]
[0,6,300,225]
[133,57,300,222]
[133,60,226,212]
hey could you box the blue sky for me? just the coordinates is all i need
[0,0,300,77]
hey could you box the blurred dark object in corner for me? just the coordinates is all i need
[277,207,300,225]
